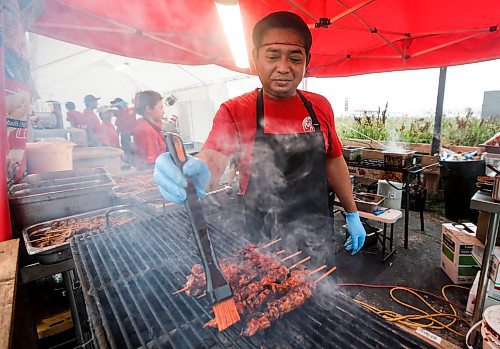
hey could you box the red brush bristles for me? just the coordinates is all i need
[212,298,240,331]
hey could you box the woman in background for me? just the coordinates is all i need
[97,106,120,148]
[132,91,166,169]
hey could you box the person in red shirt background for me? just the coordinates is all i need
[110,97,136,159]
[81,94,101,146]
[132,91,166,169]
[65,102,83,128]
[96,106,120,148]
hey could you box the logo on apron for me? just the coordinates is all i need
[302,116,315,132]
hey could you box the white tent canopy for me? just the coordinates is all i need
[29,33,262,141]
[29,33,256,109]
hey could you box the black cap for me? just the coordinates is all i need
[110,97,125,105]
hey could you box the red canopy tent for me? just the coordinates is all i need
[1,0,500,241]
[30,0,500,76]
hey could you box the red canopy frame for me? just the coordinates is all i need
[29,0,500,77]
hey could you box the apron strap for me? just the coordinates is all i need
[256,89,322,133]
[296,90,321,131]
[256,89,265,133]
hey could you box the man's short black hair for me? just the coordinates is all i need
[252,11,312,54]
[65,102,75,110]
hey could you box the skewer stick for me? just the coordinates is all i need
[281,250,302,262]
[289,256,311,269]
[310,265,327,275]
[314,266,337,284]
[275,249,285,255]
[173,286,189,295]
[197,292,206,298]
[262,238,282,249]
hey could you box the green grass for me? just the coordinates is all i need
[337,109,499,147]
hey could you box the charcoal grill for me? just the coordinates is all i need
[70,206,435,349]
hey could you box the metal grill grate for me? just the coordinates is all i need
[71,208,435,349]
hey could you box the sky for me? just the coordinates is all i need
[306,59,500,117]
[206,59,500,118]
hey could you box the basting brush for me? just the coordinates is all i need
[166,132,240,331]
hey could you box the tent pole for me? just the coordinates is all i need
[0,20,12,241]
[431,67,447,155]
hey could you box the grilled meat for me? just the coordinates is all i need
[29,215,133,248]
[242,276,314,336]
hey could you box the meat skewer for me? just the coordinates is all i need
[174,248,300,296]
[280,250,302,262]
[204,265,328,329]
[242,267,337,336]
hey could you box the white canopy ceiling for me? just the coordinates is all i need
[29,33,254,109]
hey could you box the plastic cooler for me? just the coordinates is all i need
[377,180,403,210]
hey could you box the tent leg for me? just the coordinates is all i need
[0,21,13,241]
[431,67,447,155]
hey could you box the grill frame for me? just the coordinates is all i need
[71,207,437,349]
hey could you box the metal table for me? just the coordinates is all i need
[470,191,500,328]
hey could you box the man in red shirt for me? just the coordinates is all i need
[65,102,83,128]
[154,12,366,266]
[111,97,136,158]
[96,106,120,148]
[132,91,166,169]
[81,94,101,146]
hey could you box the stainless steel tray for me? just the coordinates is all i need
[23,205,144,264]
[112,169,154,186]
[10,173,111,196]
[10,173,114,228]
[10,174,112,200]
[21,167,107,184]
[354,192,385,212]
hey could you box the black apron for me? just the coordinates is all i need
[243,89,335,267]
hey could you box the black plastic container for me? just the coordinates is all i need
[440,159,485,222]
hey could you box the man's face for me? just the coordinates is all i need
[252,28,310,100]
[148,100,164,123]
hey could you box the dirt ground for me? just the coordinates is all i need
[333,210,471,348]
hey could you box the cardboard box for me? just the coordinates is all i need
[466,272,500,316]
[441,223,482,284]
[472,245,500,287]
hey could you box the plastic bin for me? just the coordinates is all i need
[440,160,485,222]
[377,180,403,209]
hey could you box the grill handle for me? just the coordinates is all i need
[165,132,233,304]
[105,206,135,229]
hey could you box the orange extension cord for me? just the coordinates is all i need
[338,283,471,337]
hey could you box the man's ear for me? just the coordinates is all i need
[306,51,312,66]
[252,47,259,64]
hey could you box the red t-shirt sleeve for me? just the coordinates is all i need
[324,103,343,158]
[202,103,239,156]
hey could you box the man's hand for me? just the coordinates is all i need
[154,153,211,204]
[344,211,366,255]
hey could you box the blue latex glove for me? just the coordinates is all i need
[344,211,366,255]
[153,153,211,204]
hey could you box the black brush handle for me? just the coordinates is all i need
[165,133,232,304]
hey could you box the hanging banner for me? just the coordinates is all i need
[3,0,31,184]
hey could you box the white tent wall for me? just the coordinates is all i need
[28,33,253,129]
